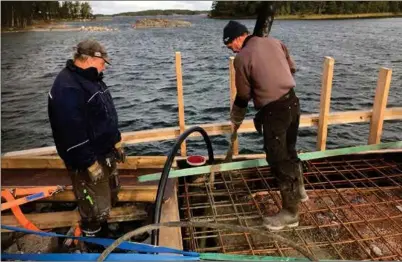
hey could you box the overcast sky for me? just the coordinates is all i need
[89,1,213,15]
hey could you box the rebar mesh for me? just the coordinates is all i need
[178,154,402,260]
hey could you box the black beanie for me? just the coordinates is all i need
[223,20,249,45]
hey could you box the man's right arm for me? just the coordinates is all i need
[56,87,96,170]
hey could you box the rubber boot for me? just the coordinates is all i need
[296,161,309,202]
[263,180,300,231]
[80,222,105,253]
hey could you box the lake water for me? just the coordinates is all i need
[1,16,401,156]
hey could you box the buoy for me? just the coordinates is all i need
[186,155,206,167]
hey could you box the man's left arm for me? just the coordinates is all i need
[106,88,125,163]
[280,41,296,75]
[113,131,125,163]
[231,55,251,128]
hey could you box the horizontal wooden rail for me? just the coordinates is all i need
[1,156,171,169]
[1,154,267,170]
[3,107,401,158]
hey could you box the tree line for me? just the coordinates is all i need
[210,1,402,18]
[1,1,93,29]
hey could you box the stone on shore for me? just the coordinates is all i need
[132,18,191,29]
[80,26,118,32]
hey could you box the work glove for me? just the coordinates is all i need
[113,141,126,163]
[87,161,104,183]
[230,104,247,129]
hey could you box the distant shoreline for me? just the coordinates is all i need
[3,12,402,33]
[1,19,94,33]
[210,12,402,20]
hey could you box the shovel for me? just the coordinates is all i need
[224,125,239,163]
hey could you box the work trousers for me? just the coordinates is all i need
[254,89,301,187]
[68,156,120,234]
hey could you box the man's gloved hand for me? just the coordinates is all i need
[230,104,247,129]
[113,141,126,163]
[87,161,104,182]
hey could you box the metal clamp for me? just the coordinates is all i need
[50,185,66,196]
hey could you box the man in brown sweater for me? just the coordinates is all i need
[223,20,308,230]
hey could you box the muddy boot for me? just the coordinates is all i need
[80,222,105,253]
[296,161,309,202]
[263,180,300,231]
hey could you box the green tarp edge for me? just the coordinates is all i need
[138,141,402,182]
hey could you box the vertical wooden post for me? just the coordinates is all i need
[229,57,239,155]
[368,67,392,145]
[317,56,335,151]
[176,52,186,156]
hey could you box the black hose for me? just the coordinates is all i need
[253,1,276,37]
[97,221,318,262]
[151,126,214,246]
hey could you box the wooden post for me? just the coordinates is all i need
[317,56,335,151]
[229,57,239,155]
[176,52,186,156]
[368,67,392,144]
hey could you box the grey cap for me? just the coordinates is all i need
[76,39,110,64]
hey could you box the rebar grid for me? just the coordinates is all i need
[178,155,402,260]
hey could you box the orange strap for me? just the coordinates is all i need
[13,186,60,196]
[1,190,41,231]
[1,186,62,211]
[73,224,81,245]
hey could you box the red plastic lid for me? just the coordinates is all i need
[186,155,206,166]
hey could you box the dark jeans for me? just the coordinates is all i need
[254,89,301,185]
[68,156,120,233]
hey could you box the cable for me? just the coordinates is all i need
[97,221,318,262]
[151,126,214,246]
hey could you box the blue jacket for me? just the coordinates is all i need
[48,60,121,170]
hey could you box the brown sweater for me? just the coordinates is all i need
[234,36,296,110]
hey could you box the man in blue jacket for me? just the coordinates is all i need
[48,39,125,251]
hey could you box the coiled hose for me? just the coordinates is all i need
[97,221,318,262]
[151,126,214,246]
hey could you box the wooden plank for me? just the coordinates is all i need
[159,179,183,250]
[385,107,402,120]
[49,188,157,202]
[368,67,392,144]
[229,56,239,155]
[0,185,156,202]
[1,206,147,232]
[3,146,58,157]
[1,156,172,170]
[2,177,178,203]
[317,57,335,151]
[176,52,187,157]
[3,108,402,157]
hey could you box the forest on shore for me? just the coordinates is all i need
[209,1,402,18]
[1,1,93,29]
[3,1,402,30]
